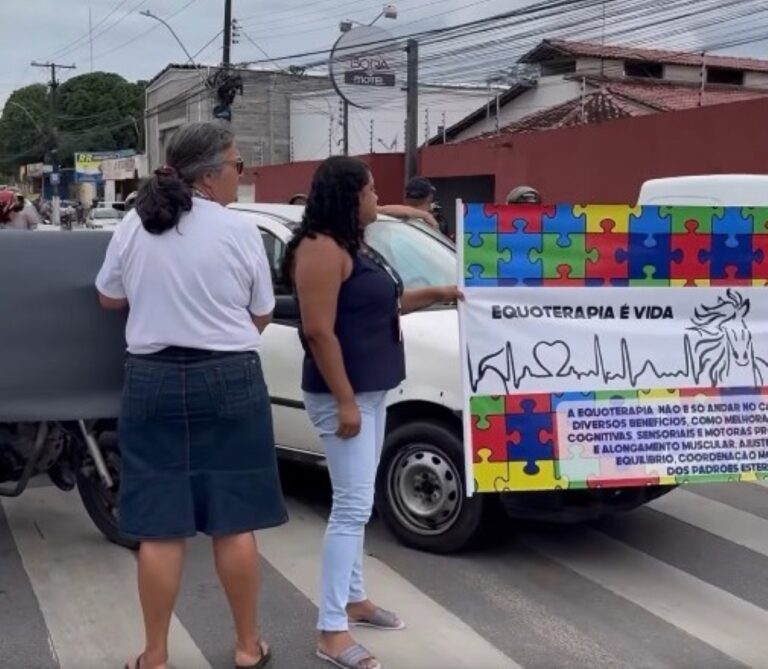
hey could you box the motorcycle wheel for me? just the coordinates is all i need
[75,432,139,551]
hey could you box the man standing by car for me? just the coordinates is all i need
[378,176,443,231]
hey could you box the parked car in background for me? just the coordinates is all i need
[86,207,123,230]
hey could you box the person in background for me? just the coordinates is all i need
[0,189,19,227]
[289,193,308,205]
[506,185,542,204]
[283,156,460,669]
[0,189,31,229]
[95,122,286,669]
[378,176,440,229]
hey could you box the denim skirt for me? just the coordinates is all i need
[118,347,288,540]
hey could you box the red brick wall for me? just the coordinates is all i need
[241,153,407,205]
[419,97,768,204]
[243,98,768,205]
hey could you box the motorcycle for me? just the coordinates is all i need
[0,229,137,549]
[0,419,135,548]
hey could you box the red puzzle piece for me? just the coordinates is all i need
[483,204,555,234]
[544,264,586,286]
[471,414,508,463]
[586,220,629,280]
[752,235,768,282]
[679,387,720,398]
[671,221,711,281]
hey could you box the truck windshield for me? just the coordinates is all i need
[365,221,456,290]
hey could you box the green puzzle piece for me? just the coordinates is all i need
[470,395,504,429]
[530,234,598,279]
[630,265,670,287]
[743,207,768,234]
[595,390,640,401]
[464,233,509,280]
[659,206,723,233]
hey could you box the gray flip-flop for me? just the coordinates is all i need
[349,606,406,631]
[316,643,381,669]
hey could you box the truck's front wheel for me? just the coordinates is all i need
[375,420,483,554]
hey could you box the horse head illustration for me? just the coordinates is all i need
[688,289,760,386]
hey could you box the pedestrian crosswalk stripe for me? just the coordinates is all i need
[523,526,768,669]
[649,488,768,559]
[257,498,523,669]
[1,488,212,669]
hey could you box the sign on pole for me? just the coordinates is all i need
[458,202,768,493]
[329,25,404,110]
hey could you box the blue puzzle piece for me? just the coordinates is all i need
[713,208,753,248]
[721,386,756,397]
[464,203,498,246]
[506,400,554,475]
[465,265,499,287]
[497,232,543,282]
[542,204,586,246]
[617,234,681,280]
[499,278,544,287]
[629,206,672,244]
[552,391,596,412]
[705,234,754,279]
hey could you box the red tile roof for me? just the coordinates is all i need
[466,77,768,141]
[525,39,768,74]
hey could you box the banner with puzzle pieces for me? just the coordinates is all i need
[463,202,768,286]
[458,202,768,493]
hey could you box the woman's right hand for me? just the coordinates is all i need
[337,398,362,439]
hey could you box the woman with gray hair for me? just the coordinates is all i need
[95,122,287,669]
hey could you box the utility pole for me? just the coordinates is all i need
[404,39,419,184]
[342,100,349,156]
[32,60,75,229]
[223,0,233,67]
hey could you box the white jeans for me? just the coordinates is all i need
[303,391,387,632]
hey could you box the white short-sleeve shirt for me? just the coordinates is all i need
[96,198,275,354]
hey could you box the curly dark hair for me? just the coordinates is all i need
[281,156,371,286]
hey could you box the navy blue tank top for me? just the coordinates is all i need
[300,251,406,394]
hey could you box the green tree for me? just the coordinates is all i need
[0,72,146,173]
[57,72,146,166]
[0,84,51,170]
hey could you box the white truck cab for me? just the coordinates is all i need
[638,174,768,207]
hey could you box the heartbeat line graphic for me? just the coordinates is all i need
[467,335,705,394]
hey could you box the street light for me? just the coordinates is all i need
[335,4,398,156]
[139,10,198,67]
[340,3,397,32]
[6,100,46,136]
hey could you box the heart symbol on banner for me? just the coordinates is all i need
[533,341,571,376]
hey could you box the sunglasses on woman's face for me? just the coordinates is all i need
[224,158,244,175]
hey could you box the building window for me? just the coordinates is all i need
[540,59,577,76]
[706,67,744,85]
[624,60,663,79]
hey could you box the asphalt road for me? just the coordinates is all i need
[1,463,767,668]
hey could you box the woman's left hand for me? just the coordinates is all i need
[437,286,464,305]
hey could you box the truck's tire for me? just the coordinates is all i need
[76,433,138,551]
[375,420,484,554]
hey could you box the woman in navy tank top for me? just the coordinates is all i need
[283,157,459,669]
